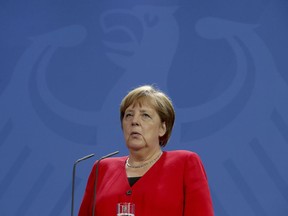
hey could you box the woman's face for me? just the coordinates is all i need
[122,101,166,151]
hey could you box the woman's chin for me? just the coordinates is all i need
[127,142,145,151]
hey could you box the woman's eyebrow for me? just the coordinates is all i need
[139,109,153,113]
[125,109,134,113]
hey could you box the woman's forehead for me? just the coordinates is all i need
[127,98,156,110]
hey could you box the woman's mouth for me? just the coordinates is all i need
[130,131,141,136]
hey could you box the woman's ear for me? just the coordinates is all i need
[159,122,167,137]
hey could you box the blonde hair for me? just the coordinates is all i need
[120,85,175,147]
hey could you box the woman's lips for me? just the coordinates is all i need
[130,131,141,136]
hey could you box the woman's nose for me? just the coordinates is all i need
[131,115,140,126]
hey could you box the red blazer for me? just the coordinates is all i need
[78,150,214,216]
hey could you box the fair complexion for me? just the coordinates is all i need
[122,101,166,176]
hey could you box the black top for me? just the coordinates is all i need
[128,177,141,187]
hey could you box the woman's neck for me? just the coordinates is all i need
[125,148,163,177]
[129,147,162,163]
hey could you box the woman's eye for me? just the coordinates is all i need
[125,113,132,118]
[143,113,151,118]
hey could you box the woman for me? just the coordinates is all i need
[78,85,214,216]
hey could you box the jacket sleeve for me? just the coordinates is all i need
[78,162,96,216]
[183,153,214,216]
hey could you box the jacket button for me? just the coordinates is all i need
[126,190,132,195]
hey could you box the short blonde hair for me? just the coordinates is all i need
[120,85,175,147]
